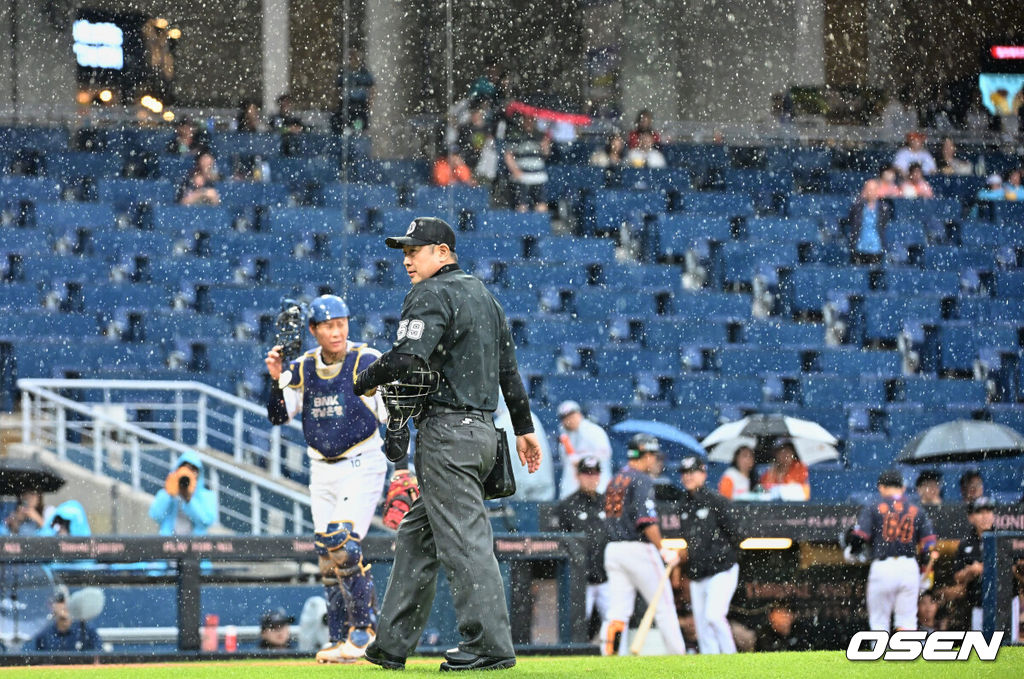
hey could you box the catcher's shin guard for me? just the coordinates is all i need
[316,521,376,631]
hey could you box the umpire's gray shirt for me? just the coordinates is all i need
[391,263,518,412]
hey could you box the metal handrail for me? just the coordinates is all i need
[16,378,312,535]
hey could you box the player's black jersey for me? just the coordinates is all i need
[604,466,658,542]
[954,531,984,607]
[674,486,741,580]
[852,493,936,560]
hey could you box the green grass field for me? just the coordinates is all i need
[1,650,1022,679]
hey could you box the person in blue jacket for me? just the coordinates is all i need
[148,450,217,535]
[39,500,92,536]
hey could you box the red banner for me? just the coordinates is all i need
[505,100,592,127]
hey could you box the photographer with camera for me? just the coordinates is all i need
[148,451,216,535]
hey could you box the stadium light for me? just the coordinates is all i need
[154,17,169,29]
[168,28,182,40]
[140,95,163,113]
[98,89,113,103]
[660,538,687,550]
[163,111,175,122]
[739,537,792,550]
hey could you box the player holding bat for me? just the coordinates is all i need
[265,295,414,663]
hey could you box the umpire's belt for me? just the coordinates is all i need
[420,404,490,421]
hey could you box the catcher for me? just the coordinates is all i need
[264,295,419,663]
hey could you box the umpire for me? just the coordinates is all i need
[352,216,542,672]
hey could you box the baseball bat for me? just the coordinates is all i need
[629,561,675,655]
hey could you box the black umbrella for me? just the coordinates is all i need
[898,420,1024,464]
[0,459,66,496]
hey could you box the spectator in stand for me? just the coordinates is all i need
[269,93,304,132]
[718,445,757,500]
[900,162,934,199]
[918,590,941,633]
[953,496,996,630]
[177,150,221,206]
[149,450,217,535]
[590,132,626,168]
[846,178,892,266]
[166,118,202,156]
[758,440,809,501]
[977,174,1006,201]
[628,109,661,149]
[260,608,296,649]
[468,59,503,109]
[914,470,943,507]
[556,456,610,640]
[2,489,54,535]
[626,131,667,168]
[457,105,493,180]
[432,147,476,187]
[32,590,101,653]
[504,114,550,213]
[936,137,972,176]
[555,400,612,499]
[236,99,264,132]
[754,602,811,652]
[876,165,902,198]
[335,48,374,132]
[959,470,984,503]
[41,500,91,536]
[892,132,937,177]
[1004,168,1023,201]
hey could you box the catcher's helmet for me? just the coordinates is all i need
[309,295,349,324]
[627,433,661,459]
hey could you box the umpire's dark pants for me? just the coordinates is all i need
[374,407,514,659]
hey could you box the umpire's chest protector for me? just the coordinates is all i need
[298,349,379,459]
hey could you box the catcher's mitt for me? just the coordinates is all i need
[273,299,305,364]
[383,470,419,530]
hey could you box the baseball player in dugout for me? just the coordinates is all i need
[675,455,742,654]
[845,470,937,632]
[264,294,390,663]
[351,216,543,672]
[600,434,686,656]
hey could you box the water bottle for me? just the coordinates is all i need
[201,613,219,651]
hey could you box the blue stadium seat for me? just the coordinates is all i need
[717,346,802,375]
[780,265,870,316]
[863,293,944,343]
[0,310,96,339]
[546,374,636,407]
[546,166,605,203]
[956,298,1024,323]
[883,268,960,296]
[204,286,299,314]
[818,347,901,376]
[958,220,1024,248]
[767,147,831,172]
[843,434,896,469]
[721,168,791,195]
[321,183,399,229]
[15,256,110,285]
[151,204,231,233]
[595,263,681,290]
[475,210,551,238]
[663,144,729,170]
[993,201,1024,225]
[34,202,116,229]
[0,229,50,254]
[680,191,754,217]
[535,236,617,264]
[889,198,961,222]
[411,185,491,213]
[0,176,61,203]
[0,283,43,311]
[642,318,730,349]
[886,219,926,246]
[743,320,824,347]
[786,193,850,219]
[715,241,798,288]
[218,182,290,208]
[939,321,1020,374]
[46,151,122,182]
[900,376,987,407]
[671,290,751,318]
[264,207,344,237]
[994,271,1024,298]
[617,167,693,193]
[745,216,821,244]
[205,232,295,259]
[80,284,174,312]
[271,156,339,185]
[584,188,667,235]
[456,236,523,264]
[503,262,584,289]
[921,245,992,271]
[97,179,177,208]
[656,213,734,259]
[147,256,237,286]
[0,127,69,152]
[371,208,455,236]
[826,171,873,195]
[800,375,886,408]
[675,375,759,408]
[143,312,232,341]
[211,132,280,157]
[89,230,178,259]
[350,159,429,186]
[930,175,983,203]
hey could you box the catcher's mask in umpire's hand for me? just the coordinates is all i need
[380,368,440,430]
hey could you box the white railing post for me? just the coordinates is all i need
[250,486,262,535]
[92,415,103,475]
[196,393,208,449]
[56,406,67,460]
[292,503,304,536]
[233,408,244,463]
[130,436,141,492]
[174,389,184,443]
[269,427,282,479]
[21,390,31,445]
[207,467,220,512]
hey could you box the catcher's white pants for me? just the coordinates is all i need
[601,541,686,655]
[689,563,738,654]
[308,450,388,536]
[867,556,919,632]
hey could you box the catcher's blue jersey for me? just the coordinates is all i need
[853,493,936,560]
[286,344,380,461]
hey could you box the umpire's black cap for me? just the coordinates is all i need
[260,607,294,629]
[678,455,707,474]
[385,217,457,251]
[967,496,995,513]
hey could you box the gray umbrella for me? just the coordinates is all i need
[898,420,1024,464]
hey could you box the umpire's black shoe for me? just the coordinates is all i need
[364,642,406,670]
[440,649,516,671]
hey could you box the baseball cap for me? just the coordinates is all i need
[627,433,661,459]
[577,456,601,474]
[968,496,995,513]
[260,607,294,629]
[557,400,581,418]
[877,470,904,488]
[987,173,1003,185]
[678,455,706,474]
[385,217,457,251]
[915,470,942,487]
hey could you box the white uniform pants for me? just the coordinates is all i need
[867,556,919,632]
[689,563,739,654]
[601,541,686,655]
[586,582,609,621]
[308,451,388,536]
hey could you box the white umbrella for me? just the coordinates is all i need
[706,435,840,466]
